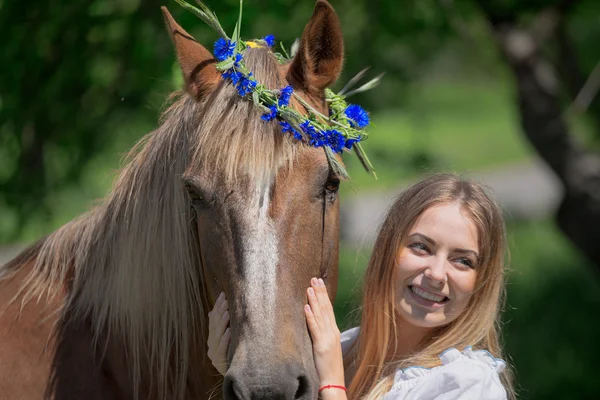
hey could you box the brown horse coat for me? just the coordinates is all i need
[0,1,346,399]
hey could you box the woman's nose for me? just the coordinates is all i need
[424,256,447,285]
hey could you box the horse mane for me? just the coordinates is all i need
[190,47,298,188]
[3,47,299,399]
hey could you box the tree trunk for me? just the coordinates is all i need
[476,3,600,268]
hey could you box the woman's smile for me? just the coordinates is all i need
[406,284,449,309]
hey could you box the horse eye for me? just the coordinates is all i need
[189,191,203,203]
[325,177,340,193]
[184,183,206,207]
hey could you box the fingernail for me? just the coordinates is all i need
[311,277,318,285]
[218,292,224,301]
[222,311,229,320]
[304,304,311,312]
[225,327,230,335]
[318,278,324,286]
[308,287,315,296]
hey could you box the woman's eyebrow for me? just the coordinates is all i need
[453,248,480,260]
[408,233,436,246]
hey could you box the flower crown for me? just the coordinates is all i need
[174,0,382,178]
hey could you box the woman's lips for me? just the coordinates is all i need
[406,285,449,309]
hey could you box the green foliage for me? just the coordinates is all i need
[503,221,600,399]
[0,0,176,241]
[340,78,534,193]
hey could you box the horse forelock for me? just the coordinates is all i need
[187,47,302,188]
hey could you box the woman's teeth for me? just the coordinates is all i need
[410,286,447,303]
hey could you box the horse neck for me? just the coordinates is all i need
[0,95,219,399]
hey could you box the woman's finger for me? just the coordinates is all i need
[304,304,320,338]
[215,310,229,338]
[315,278,338,330]
[307,285,324,328]
[318,279,334,312]
[311,278,331,326]
[210,326,230,375]
[207,292,230,376]
[218,327,231,356]
[207,293,228,349]
[208,292,226,330]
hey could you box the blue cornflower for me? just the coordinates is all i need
[279,121,302,141]
[222,69,256,96]
[325,130,346,153]
[311,134,326,147]
[235,74,257,97]
[278,85,293,107]
[344,104,370,129]
[261,105,278,122]
[300,121,317,136]
[280,120,294,133]
[263,34,275,47]
[222,69,243,85]
[214,38,236,61]
[344,138,360,150]
[234,53,243,67]
[301,121,325,147]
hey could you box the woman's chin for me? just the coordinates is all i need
[397,299,448,329]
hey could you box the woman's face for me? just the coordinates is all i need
[395,202,479,329]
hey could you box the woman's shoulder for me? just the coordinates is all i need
[384,347,507,400]
[340,327,360,356]
[436,346,506,374]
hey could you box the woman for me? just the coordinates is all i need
[207,173,515,399]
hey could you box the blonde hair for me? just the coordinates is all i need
[347,173,515,399]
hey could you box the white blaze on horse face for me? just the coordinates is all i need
[241,183,278,339]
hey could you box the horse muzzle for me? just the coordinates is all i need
[223,361,316,400]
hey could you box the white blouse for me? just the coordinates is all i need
[340,327,507,400]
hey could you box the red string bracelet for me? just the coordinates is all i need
[319,384,347,393]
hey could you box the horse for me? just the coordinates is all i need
[0,1,346,399]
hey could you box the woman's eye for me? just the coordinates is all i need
[408,242,429,254]
[454,257,475,269]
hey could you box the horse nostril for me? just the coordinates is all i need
[225,366,315,399]
[223,375,245,400]
[294,375,310,399]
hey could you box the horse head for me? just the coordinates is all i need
[164,1,344,398]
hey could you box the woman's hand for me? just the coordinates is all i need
[304,278,347,399]
[207,292,231,376]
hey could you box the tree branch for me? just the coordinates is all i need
[568,60,600,114]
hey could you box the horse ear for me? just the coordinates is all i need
[287,0,344,94]
[161,6,220,99]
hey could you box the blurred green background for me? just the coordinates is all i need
[1,0,599,398]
